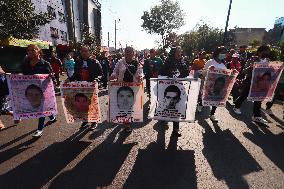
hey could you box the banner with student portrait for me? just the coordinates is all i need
[108,81,144,124]
[149,78,201,122]
[7,74,57,120]
[61,81,101,123]
[202,68,238,106]
[248,61,284,101]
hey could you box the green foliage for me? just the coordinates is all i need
[0,0,51,40]
[249,39,261,48]
[179,22,235,57]
[263,24,284,46]
[141,0,185,45]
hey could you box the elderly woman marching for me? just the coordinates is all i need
[109,46,143,132]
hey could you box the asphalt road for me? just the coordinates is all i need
[0,81,283,189]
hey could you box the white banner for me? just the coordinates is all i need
[108,81,144,123]
[149,78,201,122]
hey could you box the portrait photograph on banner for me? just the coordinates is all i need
[149,78,200,122]
[202,68,238,106]
[7,74,57,120]
[108,81,143,124]
[248,61,284,101]
[61,81,101,123]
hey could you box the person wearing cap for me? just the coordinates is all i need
[229,53,242,72]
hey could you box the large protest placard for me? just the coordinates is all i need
[248,61,284,101]
[61,81,101,123]
[108,81,143,123]
[202,68,238,106]
[7,74,57,120]
[149,78,200,122]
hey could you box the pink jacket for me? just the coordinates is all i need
[110,58,144,82]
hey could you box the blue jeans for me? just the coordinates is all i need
[38,115,55,131]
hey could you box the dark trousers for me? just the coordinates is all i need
[198,98,217,115]
[173,121,179,130]
[266,98,275,109]
[234,84,261,117]
[146,77,151,95]
[102,73,108,88]
[38,115,55,131]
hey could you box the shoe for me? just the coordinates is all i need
[197,105,202,112]
[90,123,98,130]
[233,107,242,115]
[172,129,181,137]
[49,117,57,123]
[210,115,219,123]
[264,109,273,115]
[252,116,268,124]
[32,130,43,138]
[80,122,89,129]
[124,125,132,133]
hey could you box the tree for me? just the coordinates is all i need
[249,39,261,48]
[0,0,51,40]
[179,22,236,57]
[263,24,284,45]
[141,0,185,47]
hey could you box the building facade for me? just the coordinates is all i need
[232,28,267,47]
[65,0,102,45]
[32,0,69,45]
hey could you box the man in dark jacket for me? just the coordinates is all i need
[70,46,103,82]
[70,46,103,130]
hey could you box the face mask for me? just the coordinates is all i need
[218,54,226,60]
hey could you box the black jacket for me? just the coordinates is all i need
[21,58,53,75]
[70,58,103,82]
[160,58,189,78]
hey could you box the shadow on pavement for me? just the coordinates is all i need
[49,126,137,189]
[226,101,284,172]
[0,129,91,189]
[243,122,284,172]
[123,122,197,189]
[199,118,262,189]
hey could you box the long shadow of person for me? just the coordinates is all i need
[0,129,91,189]
[123,122,197,189]
[199,118,262,189]
[243,122,284,172]
[49,125,137,189]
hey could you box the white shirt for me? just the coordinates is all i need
[204,59,226,70]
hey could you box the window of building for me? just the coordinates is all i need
[58,12,65,22]
[50,27,59,38]
[47,6,56,19]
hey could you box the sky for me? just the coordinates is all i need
[100,0,284,50]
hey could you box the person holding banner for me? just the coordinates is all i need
[199,46,228,123]
[109,46,143,132]
[70,46,103,130]
[233,45,271,123]
[21,44,57,137]
[143,48,164,96]
[159,46,189,137]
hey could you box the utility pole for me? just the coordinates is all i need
[107,32,110,47]
[223,0,233,45]
[115,20,117,51]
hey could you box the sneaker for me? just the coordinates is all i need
[264,109,273,115]
[252,116,268,124]
[90,123,98,130]
[32,130,43,138]
[197,105,202,112]
[210,115,219,123]
[233,107,242,115]
[49,117,57,123]
[172,129,182,137]
[80,122,89,129]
